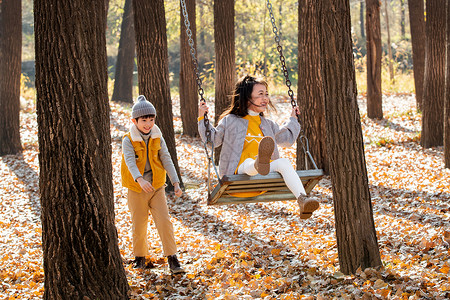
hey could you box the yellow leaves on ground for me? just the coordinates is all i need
[1,94,450,299]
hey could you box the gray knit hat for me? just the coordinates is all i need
[132,95,156,119]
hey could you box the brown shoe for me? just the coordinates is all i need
[297,195,319,219]
[254,136,275,175]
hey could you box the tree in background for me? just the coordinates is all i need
[319,0,382,274]
[133,0,183,189]
[421,0,446,148]
[366,0,383,119]
[213,0,235,125]
[34,0,129,298]
[445,1,450,168]
[360,2,365,39]
[111,0,135,103]
[179,0,198,137]
[408,0,425,111]
[297,0,328,174]
[0,0,22,156]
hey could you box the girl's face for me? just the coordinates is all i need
[132,116,155,134]
[247,83,269,113]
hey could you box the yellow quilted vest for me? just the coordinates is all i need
[121,129,167,193]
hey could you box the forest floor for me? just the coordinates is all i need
[1,94,449,299]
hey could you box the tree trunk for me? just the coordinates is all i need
[384,0,395,83]
[0,0,22,156]
[318,0,382,275]
[214,0,235,125]
[133,0,183,189]
[421,0,446,148]
[445,1,450,168]
[366,0,383,119]
[34,0,129,298]
[408,0,426,111]
[400,0,406,39]
[180,0,198,137]
[111,0,135,103]
[297,0,328,174]
[360,2,365,39]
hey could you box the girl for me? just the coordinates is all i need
[198,75,319,219]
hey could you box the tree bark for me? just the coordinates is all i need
[213,0,235,125]
[180,0,199,137]
[111,0,135,103]
[297,0,328,174]
[421,0,446,148]
[445,1,450,168]
[34,0,129,298]
[133,0,183,189]
[366,0,383,119]
[318,0,382,274]
[408,0,426,111]
[0,0,22,156]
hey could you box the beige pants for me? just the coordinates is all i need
[127,187,177,257]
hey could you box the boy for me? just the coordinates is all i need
[121,95,184,274]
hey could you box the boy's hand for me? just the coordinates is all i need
[173,182,182,197]
[137,177,154,193]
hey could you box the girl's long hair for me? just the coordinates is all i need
[218,75,274,121]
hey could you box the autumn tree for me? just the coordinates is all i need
[297,0,328,173]
[421,0,446,148]
[111,0,135,103]
[318,0,382,274]
[133,0,183,189]
[34,0,129,298]
[214,0,235,124]
[408,0,426,111]
[445,1,450,168]
[180,0,198,137]
[366,0,383,119]
[0,0,22,156]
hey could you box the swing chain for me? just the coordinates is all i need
[180,0,211,143]
[266,0,296,111]
[266,0,318,169]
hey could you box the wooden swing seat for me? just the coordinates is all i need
[208,169,324,205]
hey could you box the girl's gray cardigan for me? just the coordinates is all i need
[198,114,301,178]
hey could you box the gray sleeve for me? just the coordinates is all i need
[122,136,143,181]
[159,136,180,184]
[198,116,227,148]
[273,117,301,147]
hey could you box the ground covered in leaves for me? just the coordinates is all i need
[1,94,449,299]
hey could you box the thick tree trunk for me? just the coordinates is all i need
[34,0,129,298]
[318,0,382,275]
[111,0,135,103]
[133,0,183,189]
[408,0,426,111]
[214,0,235,125]
[366,0,383,119]
[180,0,199,137]
[297,0,328,174]
[445,1,450,168]
[0,0,22,156]
[421,0,446,148]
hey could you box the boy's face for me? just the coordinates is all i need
[132,116,155,134]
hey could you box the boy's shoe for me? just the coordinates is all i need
[132,256,154,269]
[167,255,185,274]
[255,136,275,175]
[297,195,320,219]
